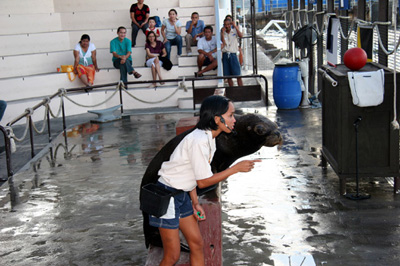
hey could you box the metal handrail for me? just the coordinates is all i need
[0,74,268,183]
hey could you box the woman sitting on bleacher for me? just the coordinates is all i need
[145,31,166,88]
[161,9,182,59]
[73,34,99,86]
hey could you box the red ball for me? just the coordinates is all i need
[343,47,367,71]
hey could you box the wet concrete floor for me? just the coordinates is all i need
[1,50,400,265]
[1,103,400,265]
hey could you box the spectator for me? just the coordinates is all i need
[73,34,99,87]
[0,100,6,121]
[185,12,204,56]
[130,0,150,47]
[145,31,167,88]
[161,9,182,59]
[221,18,243,86]
[195,26,218,77]
[145,17,160,38]
[223,15,243,66]
[110,26,142,85]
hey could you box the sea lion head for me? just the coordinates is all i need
[234,113,282,148]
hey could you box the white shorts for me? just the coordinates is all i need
[145,57,164,68]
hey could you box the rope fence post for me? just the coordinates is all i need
[119,82,124,114]
[60,95,69,159]
[46,105,55,166]
[28,115,35,159]
[0,126,13,181]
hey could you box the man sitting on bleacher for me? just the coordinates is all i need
[110,26,142,85]
[185,12,204,56]
[194,26,218,78]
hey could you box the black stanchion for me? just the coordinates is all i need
[346,116,371,200]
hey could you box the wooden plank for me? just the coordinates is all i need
[198,188,222,266]
[193,87,218,106]
[193,85,261,107]
[225,85,261,101]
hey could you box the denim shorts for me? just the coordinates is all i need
[222,52,241,76]
[148,182,193,229]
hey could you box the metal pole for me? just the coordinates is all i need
[0,126,14,181]
[346,116,371,200]
[46,107,55,167]
[61,96,69,158]
[119,83,124,114]
[251,0,258,74]
[28,116,35,158]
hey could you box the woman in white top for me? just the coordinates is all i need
[73,34,99,86]
[161,9,182,60]
[149,95,260,265]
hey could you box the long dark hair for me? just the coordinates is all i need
[196,95,231,130]
[146,31,157,45]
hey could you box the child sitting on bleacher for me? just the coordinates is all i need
[145,17,160,38]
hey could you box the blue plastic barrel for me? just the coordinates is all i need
[273,63,302,109]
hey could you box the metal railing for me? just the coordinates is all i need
[0,74,268,184]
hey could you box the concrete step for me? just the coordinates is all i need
[178,96,195,109]
[0,0,55,15]
[179,0,214,8]
[0,66,209,102]
[0,26,208,57]
[53,0,178,12]
[1,0,215,15]
[0,31,71,57]
[0,47,200,79]
[53,0,216,14]
[0,13,62,35]
[178,56,198,67]
[0,9,215,35]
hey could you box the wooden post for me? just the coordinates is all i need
[339,9,349,62]
[308,1,315,95]
[357,0,366,21]
[327,0,334,13]
[287,0,293,60]
[378,0,389,66]
[316,0,323,97]
[300,0,305,24]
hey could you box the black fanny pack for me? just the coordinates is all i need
[140,183,184,218]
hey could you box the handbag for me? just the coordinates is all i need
[159,56,173,71]
[140,183,183,217]
[59,65,76,81]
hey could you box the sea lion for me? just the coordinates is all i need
[140,113,282,248]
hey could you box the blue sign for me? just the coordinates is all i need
[339,0,350,10]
